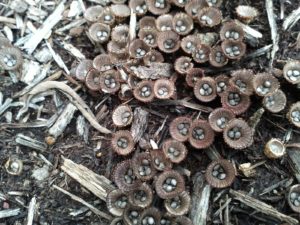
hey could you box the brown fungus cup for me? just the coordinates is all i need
[164,191,191,216]
[162,139,188,164]
[188,119,215,149]
[198,7,222,27]
[132,152,156,181]
[209,45,229,68]
[223,119,254,150]
[186,68,205,87]
[157,30,181,53]
[262,89,287,113]
[99,69,121,94]
[128,183,153,208]
[205,159,236,188]
[150,150,173,171]
[288,184,300,213]
[220,21,244,42]
[111,130,135,156]
[153,79,176,99]
[287,102,300,128]
[155,170,185,199]
[133,80,155,102]
[0,47,23,71]
[221,40,246,60]
[194,77,217,102]
[88,23,110,43]
[169,116,192,142]
[175,56,194,75]
[112,104,133,127]
[208,107,235,132]
[106,189,128,216]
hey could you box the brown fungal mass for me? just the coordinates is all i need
[153,79,175,99]
[194,77,217,102]
[0,47,23,70]
[150,150,173,171]
[112,105,133,127]
[85,69,101,91]
[205,159,236,188]
[186,68,205,87]
[287,102,300,128]
[169,116,192,142]
[133,80,155,102]
[155,170,185,199]
[288,185,300,213]
[157,30,181,53]
[164,191,191,216]
[208,107,235,132]
[253,73,280,97]
[99,69,120,93]
[111,130,135,155]
[106,189,128,216]
[188,119,215,149]
[128,183,153,208]
[262,89,287,113]
[132,152,156,181]
[162,139,188,163]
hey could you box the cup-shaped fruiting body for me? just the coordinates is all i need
[111,24,130,45]
[235,5,258,24]
[146,0,171,15]
[129,0,148,16]
[198,7,222,27]
[5,156,23,176]
[288,185,300,213]
[84,6,104,23]
[123,59,141,74]
[138,28,158,48]
[139,207,161,225]
[172,13,194,36]
[169,116,192,142]
[133,80,155,102]
[111,130,135,155]
[185,0,208,19]
[112,105,133,127]
[129,39,150,59]
[123,205,142,225]
[186,68,205,87]
[288,102,300,128]
[119,84,133,101]
[172,0,190,8]
[208,108,235,132]
[85,69,101,91]
[188,119,215,149]
[143,50,164,66]
[162,139,188,164]
[205,159,236,188]
[215,74,229,96]
[174,56,193,75]
[75,59,93,81]
[93,54,113,72]
[111,4,131,22]
[107,41,129,62]
[181,35,202,55]
[113,160,141,192]
[192,44,211,63]
[98,7,115,26]
[205,0,222,7]
[223,119,254,149]
[221,40,246,60]
[262,89,287,113]
[99,69,121,93]
[150,150,173,171]
[220,21,244,42]
[155,170,185,199]
[111,218,126,225]
[209,45,229,67]
[230,69,254,95]
[157,31,181,53]
[139,16,157,29]
[253,73,280,97]
[89,23,110,43]
[164,191,191,216]
[153,79,175,99]
[172,216,193,225]
[106,189,128,216]
[264,138,286,159]
[133,152,156,181]
[283,61,300,84]
[194,77,217,102]
[128,183,153,208]
[156,14,173,32]
[0,47,23,71]
[221,86,251,115]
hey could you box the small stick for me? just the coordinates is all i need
[26,196,36,225]
[21,81,111,134]
[0,208,21,219]
[229,189,299,224]
[53,185,112,221]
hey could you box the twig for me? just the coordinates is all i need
[26,196,36,225]
[234,20,263,39]
[230,189,299,224]
[53,185,112,221]
[266,0,279,67]
[20,81,111,134]
[60,157,115,201]
[22,0,66,54]
[283,7,300,30]
[130,107,149,143]
[0,209,21,219]
[0,16,16,24]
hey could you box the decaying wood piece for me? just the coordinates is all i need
[154,99,213,113]
[287,148,300,183]
[130,107,149,143]
[26,196,36,225]
[283,7,300,30]
[15,133,47,151]
[229,189,299,224]
[234,20,263,39]
[190,172,212,225]
[0,209,21,219]
[22,0,66,54]
[266,0,279,67]
[20,81,111,134]
[53,185,112,220]
[48,103,77,138]
[132,63,173,79]
[61,157,115,201]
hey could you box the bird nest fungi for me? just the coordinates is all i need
[2,0,299,222]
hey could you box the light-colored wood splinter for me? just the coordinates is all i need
[230,189,299,224]
[21,81,111,134]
